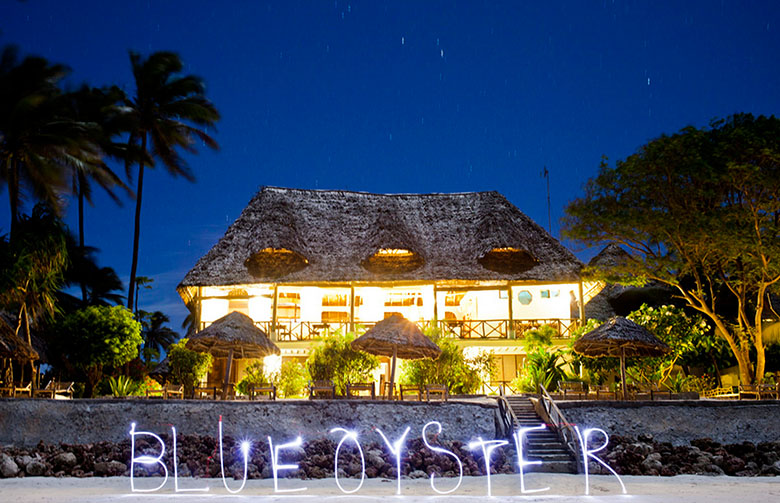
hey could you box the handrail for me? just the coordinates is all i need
[495,396,516,439]
[538,383,582,473]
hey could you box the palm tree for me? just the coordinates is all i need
[63,85,135,301]
[124,51,220,312]
[140,310,178,363]
[0,46,102,236]
[0,204,68,386]
[59,233,124,311]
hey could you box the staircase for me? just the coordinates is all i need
[504,396,577,473]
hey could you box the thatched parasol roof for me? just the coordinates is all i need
[178,187,583,300]
[573,316,670,358]
[351,314,442,360]
[149,357,171,380]
[0,316,39,362]
[186,311,280,359]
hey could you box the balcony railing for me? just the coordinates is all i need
[225,318,581,342]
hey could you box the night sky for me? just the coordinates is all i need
[1,1,779,331]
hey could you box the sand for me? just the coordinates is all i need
[1,474,779,502]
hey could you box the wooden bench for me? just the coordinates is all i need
[559,381,586,400]
[425,384,448,401]
[759,383,779,400]
[146,384,184,399]
[249,383,276,400]
[346,382,375,399]
[588,385,617,400]
[399,384,422,401]
[309,380,335,399]
[738,384,760,400]
[193,386,218,400]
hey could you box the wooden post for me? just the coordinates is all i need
[221,348,234,400]
[578,280,586,323]
[349,284,355,333]
[507,284,514,339]
[432,285,439,332]
[620,347,628,401]
[271,284,278,341]
[196,286,203,331]
[388,346,397,400]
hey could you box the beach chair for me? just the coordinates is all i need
[250,383,276,400]
[346,382,375,399]
[164,384,184,399]
[53,381,74,399]
[425,384,448,401]
[309,380,335,399]
[12,382,32,398]
[589,384,617,400]
[33,380,56,398]
[399,384,422,401]
[381,382,397,400]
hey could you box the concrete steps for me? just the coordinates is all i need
[504,396,577,473]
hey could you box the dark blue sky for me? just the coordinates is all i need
[2,1,779,330]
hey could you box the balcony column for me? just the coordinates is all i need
[196,286,203,331]
[433,285,439,331]
[349,284,355,332]
[578,280,586,323]
[271,284,278,342]
[507,284,515,339]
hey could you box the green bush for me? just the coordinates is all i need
[511,348,567,393]
[307,332,379,395]
[235,362,272,396]
[277,360,307,398]
[51,305,143,397]
[400,328,494,395]
[168,338,212,397]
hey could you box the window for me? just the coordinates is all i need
[384,292,422,307]
[277,292,300,319]
[322,294,348,306]
[517,290,532,305]
[445,292,465,306]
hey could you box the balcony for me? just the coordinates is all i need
[243,318,580,342]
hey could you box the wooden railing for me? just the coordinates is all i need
[538,383,582,473]
[201,318,580,342]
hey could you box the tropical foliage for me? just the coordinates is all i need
[307,331,378,395]
[50,305,142,397]
[400,328,494,394]
[123,51,220,312]
[564,114,780,384]
[167,338,212,396]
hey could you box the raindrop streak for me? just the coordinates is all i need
[401,36,405,45]
[647,78,651,86]
[440,49,445,58]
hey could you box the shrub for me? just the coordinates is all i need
[400,328,494,395]
[307,332,378,395]
[167,339,212,397]
[235,362,272,396]
[108,375,139,397]
[277,360,307,398]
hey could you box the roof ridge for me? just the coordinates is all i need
[259,185,503,198]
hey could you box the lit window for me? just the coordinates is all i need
[517,290,532,305]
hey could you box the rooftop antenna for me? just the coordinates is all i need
[542,166,552,234]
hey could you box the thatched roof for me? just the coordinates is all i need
[573,316,670,358]
[0,314,39,362]
[350,314,442,360]
[186,311,280,358]
[179,187,583,295]
[588,243,631,269]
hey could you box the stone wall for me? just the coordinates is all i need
[0,398,498,447]
[558,400,780,445]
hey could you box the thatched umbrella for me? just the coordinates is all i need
[573,316,670,400]
[350,314,441,399]
[0,318,39,386]
[186,311,280,399]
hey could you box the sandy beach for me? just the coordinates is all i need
[1,474,779,502]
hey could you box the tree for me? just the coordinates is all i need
[167,338,212,397]
[123,51,219,312]
[563,113,780,384]
[0,46,104,235]
[51,305,142,397]
[139,310,178,363]
[62,85,133,302]
[0,204,68,385]
[58,232,124,311]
